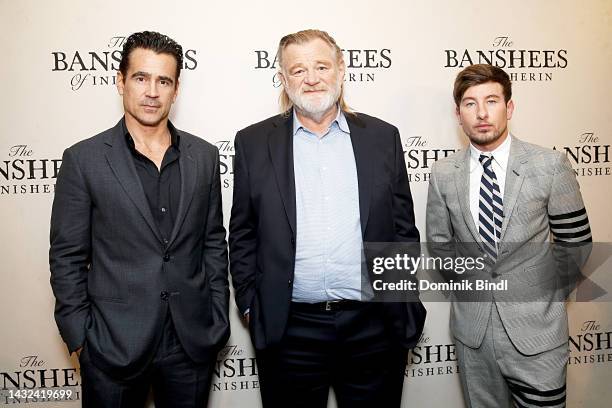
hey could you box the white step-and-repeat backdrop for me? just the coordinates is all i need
[1,0,610,406]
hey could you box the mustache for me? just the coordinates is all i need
[302,87,328,93]
[141,99,161,107]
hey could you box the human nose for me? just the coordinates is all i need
[304,69,320,85]
[146,80,159,98]
[476,103,488,120]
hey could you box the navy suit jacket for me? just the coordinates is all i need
[229,111,426,350]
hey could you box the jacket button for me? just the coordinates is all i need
[163,253,170,262]
[288,279,293,287]
[160,291,169,301]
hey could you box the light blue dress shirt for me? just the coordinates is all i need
[292,109,365,302]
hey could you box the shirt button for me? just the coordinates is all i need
[160,291,169,301]
[161,207,167,213]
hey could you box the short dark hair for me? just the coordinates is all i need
[119,31,183,80]
[453,64,512,106]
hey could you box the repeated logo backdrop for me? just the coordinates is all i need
[50,36,198,91]
[444,35,568,81]
[1,0,611,407]
[254,47,393,87]
[0,145,61,196]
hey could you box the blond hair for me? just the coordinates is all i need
[277,29,353,116]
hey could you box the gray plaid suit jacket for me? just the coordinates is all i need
[426,136,591,355]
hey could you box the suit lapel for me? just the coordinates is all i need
[104,119,163,243]
[499,137,528,241]
[268,115,296,236]
[269,112,373,238]
[168,132,197,247]
[346,114,372,237]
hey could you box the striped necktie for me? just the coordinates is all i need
[478,154,504,259]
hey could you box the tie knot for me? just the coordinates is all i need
[479,154,493,169]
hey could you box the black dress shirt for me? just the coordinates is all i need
[123,122,181,246]
[123,121,183,355]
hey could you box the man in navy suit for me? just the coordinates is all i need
[229,29,426,408]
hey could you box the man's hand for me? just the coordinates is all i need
[74,347,83,358]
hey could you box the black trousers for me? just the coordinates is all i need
[79,317,214,408]
[256,302,408,408]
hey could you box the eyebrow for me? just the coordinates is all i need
[288,59,333,69]
[158,75,174,84]
[130,71,175,84]
[461,94,501,102]
[131,71,150,78]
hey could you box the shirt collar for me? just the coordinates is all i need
[292,106,350,137]
[469,133,512,173]
[123,117,181,157]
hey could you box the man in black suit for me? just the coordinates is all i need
[229,29,426,408]
[49,31,229,408]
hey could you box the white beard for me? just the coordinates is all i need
[286,80,342,122]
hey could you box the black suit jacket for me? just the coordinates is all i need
[229,111,426,350]
[49,118,230,378]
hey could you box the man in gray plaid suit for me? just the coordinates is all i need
[426,64,591,407]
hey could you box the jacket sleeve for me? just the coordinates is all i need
[392,130,420,243]
[49,147,91,353]
[548,153,591,243]
[547,152,592,299]
[425,161,459,287]
[426,161,454,243]
[228,132,257,314]
[202,149,230,339]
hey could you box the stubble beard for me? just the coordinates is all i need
[465,124,508,149]
[127,99,168,128]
